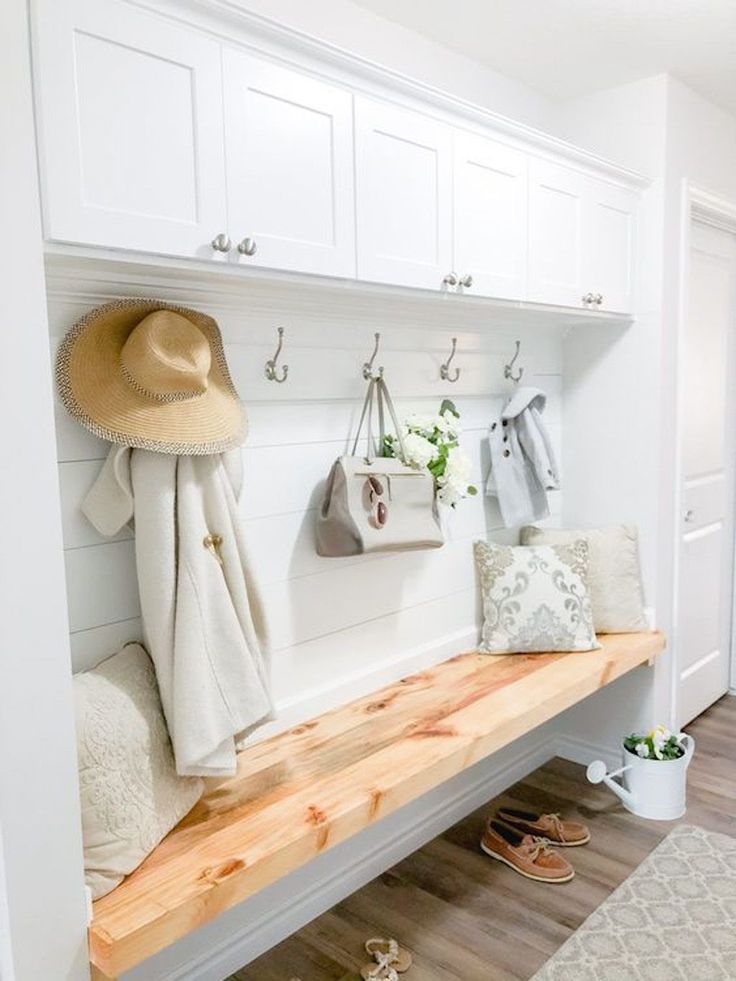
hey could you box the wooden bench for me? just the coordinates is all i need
[89,631,665,978]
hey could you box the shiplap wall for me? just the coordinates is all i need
[49,261,563,738]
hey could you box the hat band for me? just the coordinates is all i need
[120,360,207,404]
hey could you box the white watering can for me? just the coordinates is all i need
[586,734,695,820]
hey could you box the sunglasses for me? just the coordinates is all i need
[366,475,388,528]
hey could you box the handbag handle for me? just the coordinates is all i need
[376,376,408,461]
[351,377,378,461]
[351,376,408,463]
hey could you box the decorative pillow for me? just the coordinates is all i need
[520,524,647,633]
[74,644,203,899]
[474,539,599,654]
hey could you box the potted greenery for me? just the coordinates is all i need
[587,725,695,820]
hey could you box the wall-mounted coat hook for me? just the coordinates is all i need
[504,339,524,383]
[265,326,289,383]
[440,337,460,383]
[362,332,384,380]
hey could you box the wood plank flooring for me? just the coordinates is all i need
[230,695,735,981]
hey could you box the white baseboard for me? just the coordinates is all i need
[129,725,555,981]
[555,732,620,771]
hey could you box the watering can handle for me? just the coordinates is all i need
[680,733,695,763]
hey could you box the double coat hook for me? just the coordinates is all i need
[362,332,384,380]
[440,337,460,383]
[265,326,288,383]
[504,340,524,383]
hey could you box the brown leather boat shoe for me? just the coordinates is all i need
[480,819,574,883]
[496,807,590,846]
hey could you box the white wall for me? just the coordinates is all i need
[227,0,557,131]
[553,73,736,735]
[50,265,564,734]
[0,2,89,978]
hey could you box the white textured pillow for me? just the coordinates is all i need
[520,524,647,633]
[474,539,599,654]
[74,644,203,899]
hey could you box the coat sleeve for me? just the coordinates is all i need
[516,406,560,491]
[81,444,134,536]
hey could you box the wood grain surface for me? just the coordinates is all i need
[89,632,664,977]
[233,692,733,981]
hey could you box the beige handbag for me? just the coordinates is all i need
[316,377,444,556]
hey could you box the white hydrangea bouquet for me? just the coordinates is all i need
[383,399,477,508]
[624,724,686,761]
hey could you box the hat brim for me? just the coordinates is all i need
[57,299,246,455]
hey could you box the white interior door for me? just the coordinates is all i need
[676,219,736,726]
[33,0,227,258]
[527,158,586,307]
[453,132,528,299]
[355,97,452,290]
[223,50,355,277]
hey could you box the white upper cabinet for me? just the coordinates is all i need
[31,1,639,309]
[355,98,453,290]
[528,158,586,307]
[584,179,637,314]
[223,51,356,277]
[33,0,227,258]
[453,132,528,299]
[528,158,636,312]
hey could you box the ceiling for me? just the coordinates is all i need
[352,0,736,116]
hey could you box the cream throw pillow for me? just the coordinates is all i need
[520,524,647,633]
[474,539,599,654]
[74,644,203,899]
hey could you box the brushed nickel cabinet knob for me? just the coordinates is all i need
[211,233,231,253]
[237,237,258,256]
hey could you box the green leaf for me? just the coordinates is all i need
[439,398,459,418]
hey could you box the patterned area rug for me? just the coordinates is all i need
[533,824,736,980]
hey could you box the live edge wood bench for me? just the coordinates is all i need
[90,631,665,979]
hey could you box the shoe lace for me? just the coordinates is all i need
[520,836,554,862]
[545,812,566,842]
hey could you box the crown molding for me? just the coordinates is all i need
[689,185,736,234]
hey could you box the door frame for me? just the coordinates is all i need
[671,182,736,725]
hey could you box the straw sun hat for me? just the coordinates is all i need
[57,298,246,455]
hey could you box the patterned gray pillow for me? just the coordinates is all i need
[74,644,203,899]
[474,539,600,653]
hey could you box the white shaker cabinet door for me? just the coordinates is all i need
[33,0,227,258]
[453,132,528,299]
[528,158,586,307]
[355,98,453,290]
[223,51,356,277]
[584,179,637,314]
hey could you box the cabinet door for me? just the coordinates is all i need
[355,98,453,289]
[223,51,355,278]
[528,158,586,307]
[33,0,227,258]
[453,132,527,299]
[584,179,637,313]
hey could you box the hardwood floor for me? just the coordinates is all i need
[230,696,736,981]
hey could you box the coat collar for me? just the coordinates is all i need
[502,386,547,419]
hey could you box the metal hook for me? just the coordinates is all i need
[362,332,384,380]
[440,337,460,383]
[265,326,289,383]
[503,339,524,383]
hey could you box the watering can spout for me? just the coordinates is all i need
[586,759,636,809]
